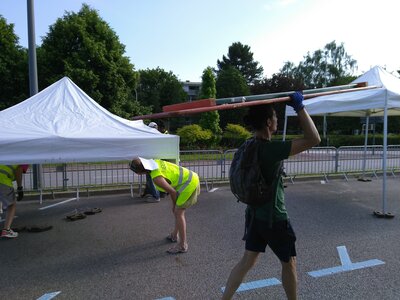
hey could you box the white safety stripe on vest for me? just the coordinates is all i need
[178,166,184,185]
[177,171,193,195]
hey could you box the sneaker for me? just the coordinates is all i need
[145,197,160,203]
[1,229,18,238]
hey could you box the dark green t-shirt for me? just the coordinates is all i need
[246,139,292,223]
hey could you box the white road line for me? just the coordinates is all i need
[308,245,385,278]
[38,198,77,210]
[221,277,281,293]
[36,291,61,300]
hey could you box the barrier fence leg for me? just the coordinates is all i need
[323,173,329,182]
[342,172,349,182]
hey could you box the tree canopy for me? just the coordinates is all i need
[217,42,263,85]
[198,67,222,137]
[37,4,143,118]
[137,67,187,113]
[280,41,357,88]
[0,15,28,110]
[216,66,250,127]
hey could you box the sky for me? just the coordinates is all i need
[0,0,399,82]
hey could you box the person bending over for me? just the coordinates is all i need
[130,157,200,254]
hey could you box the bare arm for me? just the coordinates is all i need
[153,175,177,204]
[290,108,321,156]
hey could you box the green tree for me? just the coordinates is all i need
[216,66,250,127]
[198,67,222,139]
[280,41,357,88]
[217,42,263,85]
[138,67,186,113]
[251,73,305,95]
[216,66,250,98]
[279,41,360,136]
[37,4,143,118]
[0,16,28,110]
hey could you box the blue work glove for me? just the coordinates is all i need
[288,91,305,113]
[17,186,24,201]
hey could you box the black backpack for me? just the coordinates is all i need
[229,137,282,207]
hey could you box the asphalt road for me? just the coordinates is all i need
[1,177,399,300]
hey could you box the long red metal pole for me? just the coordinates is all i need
[132,85,378,120]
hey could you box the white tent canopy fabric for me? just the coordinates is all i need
[0,77,179,164]
[285,66,400,117]
[284,65,400,215]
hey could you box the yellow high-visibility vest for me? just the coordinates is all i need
[0,165,17,188]
[151,159,199,206]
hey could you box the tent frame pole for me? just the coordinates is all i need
[358,114,370,181]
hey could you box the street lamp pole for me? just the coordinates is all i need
[27,0,41,190]
[27,0,38,96]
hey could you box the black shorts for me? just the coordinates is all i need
[243,215,297,263]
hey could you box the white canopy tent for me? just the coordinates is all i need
[284,66,400,216]
[0,77,180,164]
[285,66,400,117]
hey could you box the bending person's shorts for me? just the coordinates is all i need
[177,184,200,209]
[244,216,297,263]
[0,185,16,210]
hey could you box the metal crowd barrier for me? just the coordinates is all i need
[337,145,400,179]
[284,147,337,182]
[180,150,224,191]
[20,145,400,197]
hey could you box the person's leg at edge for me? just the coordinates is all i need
[170,214,179,242]
[141,174,150,196]
[221,250,260,300]
[4,202,16,230]
[147,175,160,199]
[281,256,297,300]
[173,207,187,249]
